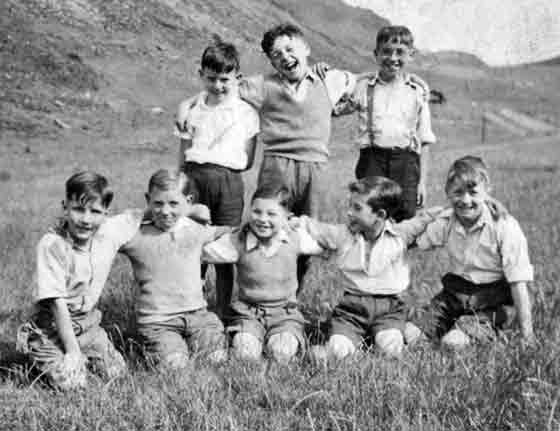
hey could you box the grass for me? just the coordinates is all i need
[2,0,560,429]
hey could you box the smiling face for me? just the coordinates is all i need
[199,67,239,105]
[146,185,191,231]
[446,178,489,228]
[268,35,310,83]
[374,40,414,81]
[346,192,385,236]
[248,197,287,241]
[63,197,108,246]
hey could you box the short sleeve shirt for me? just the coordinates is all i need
[175,92,259,170]
[33,210,144,316]
[340,73,436,153]
[416,207,534,284]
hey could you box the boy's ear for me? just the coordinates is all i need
[144,193,150,204]
[236,72,243,80]
[198,69,204,78]
[409,47,417,57]
[184,194,193,204]
[61,200,67,211]
[376,208,388,220]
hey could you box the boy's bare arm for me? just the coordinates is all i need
[244,136,259,171]
[177,138,192,171]
[417,144,430,207]
[49,298,82,365]
[510,281,535,344]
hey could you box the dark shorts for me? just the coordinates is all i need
[183,162,244,226]
[258,155,327,218]
[226,300,306,350]
[329,292,407,348]
[420,273,515,340]
[355,146,420,221]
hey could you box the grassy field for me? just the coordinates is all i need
[2,0,560,429]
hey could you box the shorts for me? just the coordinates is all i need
[355,146,420,221]
[226,300,306,350]
[420,273,515,340]
[16,308,126,388]
[258,155,327,218]
[138,308,226,362]
[329,291,407,348]
[183,162,244,226]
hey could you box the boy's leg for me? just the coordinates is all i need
[369,296,407,357]
[138,317,190,370]
[387,149,420,221]
[184,308,228,363]
[80,324,127,380]
[327,292,369,360]
[354,147,388,180]
[226,301,267,361]
[265,303,306,364]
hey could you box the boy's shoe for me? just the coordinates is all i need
[441,329,470,350]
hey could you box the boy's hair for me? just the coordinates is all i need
[65,171,113,208]
[375,25,415,49]
[348,176,403,219]
[251,180,290,210]
[201,40,240,74]
[445,155,490,193]
[261,23,305,57]
[148,169,190,194]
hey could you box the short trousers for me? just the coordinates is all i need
[329,291,407,348]
[420,273,515,339]
[183,162,244,226]
[355,146,420,221]
[257,155,327,218]
[226,300,306,350]
[137,308,226,361]
[16,308,126,388]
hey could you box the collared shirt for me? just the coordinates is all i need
[202,225,322,306]
[120,217,229,324]
[175,91,259,170]
[335,72,436,153]
[416,206,534,284]
[301,214,434,295]
[33,210,144,316]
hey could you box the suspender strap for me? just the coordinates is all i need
[367,81,375,146]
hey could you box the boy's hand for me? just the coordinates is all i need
[55,351,87,389]
[286,214,301,230]
[312,62,331,80]
[187,204,211,225]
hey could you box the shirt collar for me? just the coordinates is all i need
[369,71,407,86]
[452,204,493,235]
[49,220,93,252]
[245,227,291,257]
[199,91,239,109]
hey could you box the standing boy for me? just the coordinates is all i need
[16,172,143,390]
[175,41,260,317]
[335,25,436,221]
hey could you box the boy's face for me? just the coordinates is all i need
[446,179,489,227]
[374,40,414,81]
[199,68,239,103]
[249,197,287,241]
[63,197,108,246]
[347,192,385,235]
[146,185,192,231]
[268,35,310,83]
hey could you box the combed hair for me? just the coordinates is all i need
[348,176,403,219]
[376,25,414,49]
[445,155,490,193]
[148,169,190,194]
[251,181,290,209]
[201,40,240,73]
[65,171,113,208]
[261,23,304,57]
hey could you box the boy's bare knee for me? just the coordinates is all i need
[441,328,470,349]
[161,351,190,370]
[327,334,356,360]
[232,332,262,361]
[267,332,299,364]
[375,329,404,357]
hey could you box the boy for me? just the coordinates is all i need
[202,181,324,364]
[298,176,441,360]
[16,172,144,390]
[415,156,535,349]
[175,40,260,317]
[119,169,230,369]
[334,25,436,221]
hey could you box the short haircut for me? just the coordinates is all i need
[348,176,403,219]
[261,23,305,57]
[201,40,240,74]
[148,169,190,194]
[251,180,290,210]
[65,171,113,208]
[445,155,490,193]
[375,25,414,49]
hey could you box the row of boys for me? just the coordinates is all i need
[16,24,535,390]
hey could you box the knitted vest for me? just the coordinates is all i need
[260,76,333,162]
